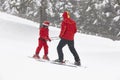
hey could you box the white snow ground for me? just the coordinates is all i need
[0,12,120,80]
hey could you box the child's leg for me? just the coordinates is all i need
[43,41,48,56]
[35,39,43,55]
[42,41,49,60]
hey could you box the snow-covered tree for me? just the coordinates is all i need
[0,0,120,40]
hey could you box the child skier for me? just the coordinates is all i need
[33,21,51,60]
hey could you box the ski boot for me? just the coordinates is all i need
[74,61,81,66]
[42,55,49,60]
[54,59,65,63]
[33,54,40,59]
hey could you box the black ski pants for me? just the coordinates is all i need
[57,39,80,62]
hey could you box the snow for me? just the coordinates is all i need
[0,12,120,80]
[114,4,119,8]
[113,16,120,22]
[105,12,110,17]
[86,6,91,12]
[93,19,97,24]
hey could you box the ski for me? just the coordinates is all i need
[50,61,78,67]
[28,56,87,68]
[28,56,49,62]
[50,60,87,68]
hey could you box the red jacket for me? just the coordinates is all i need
[39,27,51,41]
[59,12,77,40]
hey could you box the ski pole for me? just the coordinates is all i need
[50,36,60,40]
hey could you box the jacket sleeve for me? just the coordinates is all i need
[40,28,51,41]
[39,28,44,39]
[45,29,51,41]
[74,22,77,33]
[59,21,66,38]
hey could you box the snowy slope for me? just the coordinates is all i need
[0,12,120,80]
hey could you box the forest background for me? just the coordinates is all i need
[0,0,120,40]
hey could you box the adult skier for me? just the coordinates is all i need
[55,11,81,66]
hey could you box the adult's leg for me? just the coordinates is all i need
[68,40,80,62]
[57,39,66,61]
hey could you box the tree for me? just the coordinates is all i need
[0,0,120,40]
[117,0,120,5]
[39,0,48,26]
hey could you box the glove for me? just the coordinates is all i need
[39,37,45,41]
[48,38,51,42]
[59,35,62,39]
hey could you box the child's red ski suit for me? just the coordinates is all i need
[35,27,51,56]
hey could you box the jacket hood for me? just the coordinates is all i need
[62,11,70,19]
[63,18,75,25]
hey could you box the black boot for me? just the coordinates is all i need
[74,61,81,66]
[54,59,64,63]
